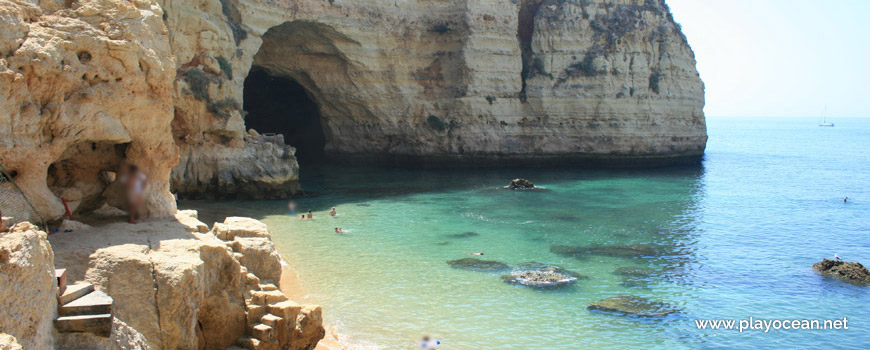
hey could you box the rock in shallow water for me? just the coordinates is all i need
[502,271,577,288]
[588,296,677,317]
[502,263,585,288]
[551,244,662,259]
[507,178,535,189]
[447,258,509,272]
[612,267,658,277]
[813,259,870,286]
[447,231,479,239]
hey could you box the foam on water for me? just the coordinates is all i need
[186,117,870,349]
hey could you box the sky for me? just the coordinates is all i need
[666,0,870,117]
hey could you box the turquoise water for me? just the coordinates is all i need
[186,117,870,349]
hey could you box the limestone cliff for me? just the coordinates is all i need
[0,0,177,220]
[1,0,705,211]
[164,0,705,180]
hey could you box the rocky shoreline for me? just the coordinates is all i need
[0,211,325,350]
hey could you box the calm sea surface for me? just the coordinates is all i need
[186,117,870,349]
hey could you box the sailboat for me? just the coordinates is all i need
[818,106,834,127]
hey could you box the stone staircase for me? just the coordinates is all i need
[233,267,302,350]
[53,269,114,337]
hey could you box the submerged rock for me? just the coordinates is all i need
[612,267,658,277]
[613,267,659,288]
[507,178,535,189]
[551,244,661,259]
[447,258,509,272]
[502,262,585,288]
[588,296,677,317]
[813,259,870,286]
[447,231,480,239]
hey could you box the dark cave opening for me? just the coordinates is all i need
[243,68,326,162]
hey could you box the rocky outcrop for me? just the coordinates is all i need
[0,0,177,221]
[813,259,870,286]
[0,223,57,350]
[508,179,535,189]
[171,131,300,199]
[2,0,704,206]
[47,212,323,349]
[502,262,584,288]
[161,0,705,176]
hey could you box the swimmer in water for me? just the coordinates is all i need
[307,210,313,219]
[329,207,337,216]
[300,215,305,220]
[418,335,440,350]
[335,227,343,233]
[466,252,484,256]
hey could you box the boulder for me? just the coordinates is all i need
[232,237,283,283]
[588,296,677,317]
[0,223,57,349]
[213,217,271,241]
[446,258,509,272]
[813,259,870,286]
[507,179,535,189]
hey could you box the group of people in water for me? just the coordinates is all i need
[291,202,345,233]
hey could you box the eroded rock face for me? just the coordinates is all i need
[2,0,705,204]
[162,0,705,197]
[0,0,177,221]
[813,259,870,286]
[0,223,57,350]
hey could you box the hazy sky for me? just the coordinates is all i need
[667,0,869,117]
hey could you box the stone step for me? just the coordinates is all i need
[59,290,113,316]
[59,283,94,305]
[258,283,277,291]
[55,268,67,294]
[235,336,279,350]
[54,313,112,337]
[249,323,274,342]
[250,290,287,305]
[260,313,282,328]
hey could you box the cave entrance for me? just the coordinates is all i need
[242,68,325,162]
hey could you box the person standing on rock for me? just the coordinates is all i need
[120,165,147,224]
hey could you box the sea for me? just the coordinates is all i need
[185,117,870,349]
